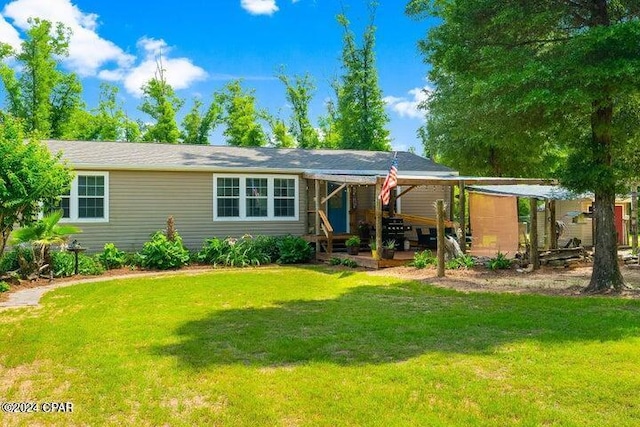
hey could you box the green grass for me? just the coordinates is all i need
[1,266,640,426]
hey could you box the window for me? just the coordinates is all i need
[59,172,109,222]
[213,175,298,221]
[274,178,295,217]
[216,177,240,217]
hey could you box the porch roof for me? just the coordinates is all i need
[302,173,556,187]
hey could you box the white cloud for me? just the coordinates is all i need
[384,87,431,120]
[0,15,21,49]
[2,0,134,76]
[121,37,207,97]
[241,0,279,16]
[1,0,207,96]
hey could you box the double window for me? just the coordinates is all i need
[58,172,109,222]
[214,175,298,221]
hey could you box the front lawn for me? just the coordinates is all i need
[1,267,639,426]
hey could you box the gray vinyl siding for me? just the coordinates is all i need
[400,185,451,240]
[68,170,306,252]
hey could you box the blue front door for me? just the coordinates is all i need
[327,183,347,233]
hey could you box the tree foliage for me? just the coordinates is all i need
[277,71,321,148]
[408,0,640,292]
[0,114,73,254]
[334,5,391,151]
[215,80,267,147]
[0,18,83,138]
[139,63,183,143]
[181,98,221,145]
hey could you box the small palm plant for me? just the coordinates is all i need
[10,211,81,277]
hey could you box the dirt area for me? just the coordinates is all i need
[368,262,640,298]
[2,262,640,303]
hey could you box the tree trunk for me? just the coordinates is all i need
[585,190,624,293]
[584,96,624,293]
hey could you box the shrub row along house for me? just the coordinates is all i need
[45,140,460,257]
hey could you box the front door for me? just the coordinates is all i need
[327,183,348,233]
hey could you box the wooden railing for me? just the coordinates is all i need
[318,209,334,254]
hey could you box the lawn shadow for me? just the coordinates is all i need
[153,282,640,369]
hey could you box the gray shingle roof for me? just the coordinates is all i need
[44,140,456,175]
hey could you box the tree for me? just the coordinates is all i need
[181,98,221,144]
[408,0,640,293]
[334,5,391,151]
[277,71,320,148]
[0,114,73,255]
[266,116,296,148]
[0,18,83,138]
[62,83,141,141]
[215,80,267,147]
[139,62,183,143]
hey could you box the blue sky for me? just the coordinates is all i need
[0,0,435,153]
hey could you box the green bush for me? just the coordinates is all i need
[216,236,271,267]
[197,237,229,265]
[276,235,313,264]
[97,243,127,270]
[487,252,512,270]
[251,235,280,262]
[0,281,10,293]
[410,250,437,269]
[445,254,475,270]
[0,246,35,277]
[329,257,342,266]
[136,231,190,270]
[51,251,105,277]
[341,258,358,268]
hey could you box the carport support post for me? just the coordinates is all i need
[315,179,320,255]
[549,199,557,249]
[375,178,383,259]
[631,183,638,254]
[530,198,540,271]
[458,180,467,253]
[437,199,446,277]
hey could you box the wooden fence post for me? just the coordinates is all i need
[437,199,446,277]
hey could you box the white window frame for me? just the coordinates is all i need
[60,171,110,223]
[213,174,299,221]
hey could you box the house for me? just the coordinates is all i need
[44,140,460,253]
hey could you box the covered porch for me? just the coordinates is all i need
[304,173,554,269]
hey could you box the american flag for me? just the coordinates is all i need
[379,153,398,205]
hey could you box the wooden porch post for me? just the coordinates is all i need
[530,198,540,271]
[458,180,467,253]
[437,199,446,277]
[549,199,557,249]
[631,183,638,254]
[375,178,383,259]
[314,179,320,255]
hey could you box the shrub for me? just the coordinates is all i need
[487,252,512,270]
[329,257,343,266]
[216,236,271,267]
[97,243,127,270]
[136,231,190,270]
[251,235,280,262]
[197,237,229,265]
[51,251,105,277]
[410,250,437,269]
[445,254,475,270]
[341,258,358,268]
[276,235,313,264]
[0,281,10,293]
[345,236,361,247]
[0,246,35,278]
